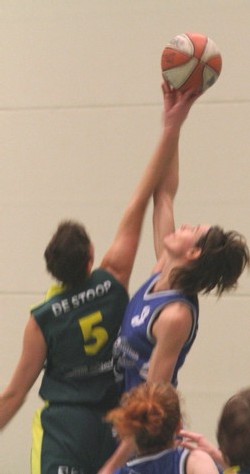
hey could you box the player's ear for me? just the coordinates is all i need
[186,246,202,261]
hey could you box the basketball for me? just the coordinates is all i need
[161,33,222,94]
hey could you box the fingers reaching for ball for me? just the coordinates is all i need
[161,79,201,129]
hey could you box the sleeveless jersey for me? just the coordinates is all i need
[113,273,199,391]
[115,447,190,474]
[32,268,128,406]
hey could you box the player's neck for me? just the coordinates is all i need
[153,254,184,292]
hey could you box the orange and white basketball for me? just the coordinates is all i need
[161,33,222,94]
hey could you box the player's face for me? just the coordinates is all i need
[164,224,210,258]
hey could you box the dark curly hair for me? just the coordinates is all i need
[217,388,250,469]
[44,220,91,287]
[106,382,181,455]
[169,226,250,296]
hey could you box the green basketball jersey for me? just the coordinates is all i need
[32,268,128,406]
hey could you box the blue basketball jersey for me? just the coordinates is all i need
[113,273,199,391]
[115,447,190,474]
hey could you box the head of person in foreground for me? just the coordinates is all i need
[217,387,250,471]
[106,382,181,456]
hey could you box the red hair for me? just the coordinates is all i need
[106,382,181,455]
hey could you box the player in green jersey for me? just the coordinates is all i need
[0,84,200,474]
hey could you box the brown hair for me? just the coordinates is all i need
[106,383,181,455]
[170,226,249,296]
[217,388,250,469]
[44,220,91,287]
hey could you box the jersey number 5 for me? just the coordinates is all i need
[78,311,108,356]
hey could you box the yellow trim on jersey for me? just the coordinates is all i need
[31,402,49,474]
[45,283,66,301]
[30,283,67,312]
[224,467,240,474]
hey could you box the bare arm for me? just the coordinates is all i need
[153,85,200,260]
[147,303,193,383]
[0,316,47,430]
[98,438,136,474]
[187,449,221,474]
[101,85,199,288]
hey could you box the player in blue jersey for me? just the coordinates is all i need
[180,387,250,474]
[105,382,219,474]
[0,83,201,474]
[99,94,250,472]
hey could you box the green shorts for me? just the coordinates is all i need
[31,402,117,474]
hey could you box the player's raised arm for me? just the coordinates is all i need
[101,84,199,289]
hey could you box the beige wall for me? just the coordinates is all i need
[1,1,250,472]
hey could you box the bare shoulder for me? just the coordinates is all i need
[25,314,44,336]
[23,315,47,357]
[154,301,193,335]
[187,449,220,474]
[151,303,194,355]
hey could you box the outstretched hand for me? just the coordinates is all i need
[179,429,215,452]
[162,81,201,129]
[179,429,226,468]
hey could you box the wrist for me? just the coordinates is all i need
[163,122,180,135]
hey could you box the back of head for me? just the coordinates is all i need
[170,226,250,296]
[106,382,181,455]
[44,220,91,288]
[217,388,250,469]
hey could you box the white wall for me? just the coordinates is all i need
[1,1,250,472]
